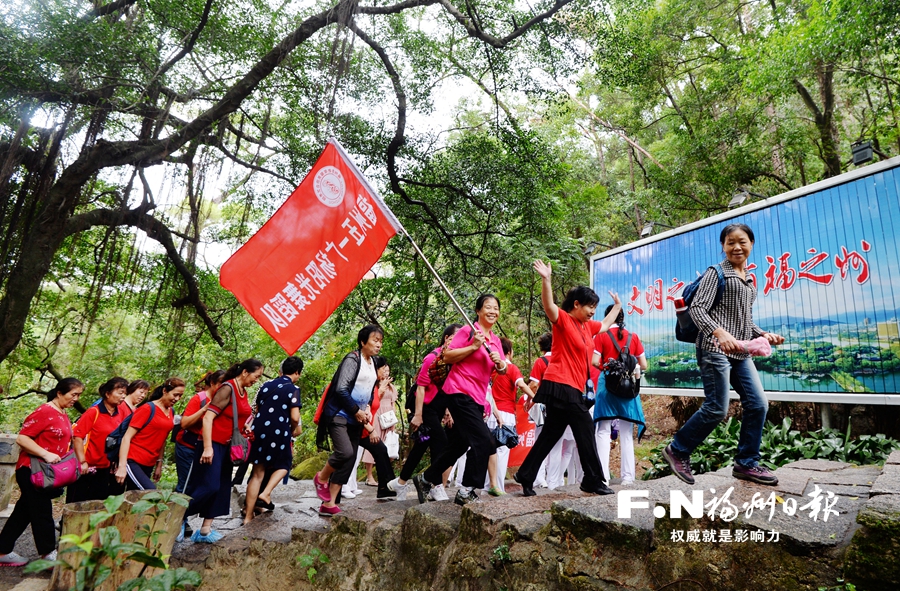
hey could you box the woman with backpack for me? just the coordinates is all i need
[0,378,83,566]
[182,358,263,542]
[592,305,648,486]
[387,323,462,500]
[663,224,784,486]
[68,377,128,502]
[513,260,621,497]
[114,378,185,490]
[314,325,384,516]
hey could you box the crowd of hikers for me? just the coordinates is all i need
[1,227,784,566]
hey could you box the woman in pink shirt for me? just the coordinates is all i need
[412,294,507,506]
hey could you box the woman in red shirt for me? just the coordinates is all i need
[183,359,262,543]
[0,378,83,566]
[119,380,150,418]
[173,371,224,496]
[115,378,185,490]
[68,377,128,502]
[514,260,621,497]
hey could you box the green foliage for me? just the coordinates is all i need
[296,547,330,583]
[818,579,857,591]
[643,418,900,480]
[490,543,511,566]
[24,492,198,591]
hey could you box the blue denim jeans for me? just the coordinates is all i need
[671,348,769,468]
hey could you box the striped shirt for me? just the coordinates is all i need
[689,259,765,359]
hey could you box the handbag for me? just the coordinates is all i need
[491,424,520,449]
[229,381,249,463]
[383,430,400,459]
[378,409,399,430]
[30,451,81,490]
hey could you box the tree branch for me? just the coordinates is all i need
[437,0,573,48]
[82,0,138,21]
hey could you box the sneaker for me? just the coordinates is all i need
[454,488,478,506]
[513,472,535,497]
[581,482,614,496]
[387,477,410,501]
[0,552,27,567]
[176,522,185,543]
[190,530,223,543]
[620,479,635,487]
[319,504,341,516]
[341,487,357,499]
[313,473,331,502]
[733,464,779,485]
[487,486,506,497]
[412,473,433,504]
[428,484,449,502]
[662,444,695,485]
[41,550,57,561]
[376,488,397,500]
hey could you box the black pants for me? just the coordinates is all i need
[0,468,58,555]
[424,394,495,489]
[516,395,606,490]
[66,467,120,503]
[358,436,395,491]
[399,393,450,481]
[124,460,156,490]
[326,416,363,485]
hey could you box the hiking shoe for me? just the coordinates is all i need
[581,482,614,496]
[412,473,434,504]
[318,504,341,516]
[733,464,779,485]
[0,552,27,567]
[513,472,535,497]
[487,486,506,497]
[454,488,479,506]
[662,444,695,485]
[429,484,449,502]
[313,473,330,502]
[387,477,410,501]
[376,488,397,500]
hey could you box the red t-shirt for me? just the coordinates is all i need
[127,403,174,466]
[491,363,524,414]
[593,327,645,366]
[16,404,73,470]
[175,392,207,448]
[543,311,604,391]
[529,353,551,384]
[73,404,123,468]
[208,380,252,446]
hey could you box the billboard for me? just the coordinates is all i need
[591,159,900,403]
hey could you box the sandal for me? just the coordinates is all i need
[365,480,378,487]
[255,498,276,511]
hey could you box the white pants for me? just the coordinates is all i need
[533,425,549,487]
[484,410,515,492]
[343,445,365,494]
[547,427,576,489]
[595,419,636,483]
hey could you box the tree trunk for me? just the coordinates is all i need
[793,61,842,178]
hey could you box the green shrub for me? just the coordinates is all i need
[643,417,900,480]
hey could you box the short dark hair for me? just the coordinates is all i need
[475,293,500,312]
[537,332,552,353]
[100,377,129,400]
[373,355,388,371]
[441,323,464,345]
[500,337,513,357]
[720,223,755,244]
[146,377,186,404]
[126,379,150,395]
[560,286,599,312]
[194,370,225,391]
[48,378,83,402]
[280,356,304,376]
[357,324,384,349]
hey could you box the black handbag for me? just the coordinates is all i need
[492,424,520,449]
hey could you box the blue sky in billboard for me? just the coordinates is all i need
[592,166,900,395]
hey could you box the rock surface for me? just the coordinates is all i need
[163,459,899,591]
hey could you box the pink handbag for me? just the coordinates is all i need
[30,451,81,490]
[229,383,249,462]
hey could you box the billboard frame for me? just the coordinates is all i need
[590,156,900,406]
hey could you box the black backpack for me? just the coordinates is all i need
[105,403,156,463]
[675,264,725,343]
[603,331,640,400]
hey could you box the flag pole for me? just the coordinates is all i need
[328,137,490,351]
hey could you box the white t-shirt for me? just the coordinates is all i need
[349,356,378,411]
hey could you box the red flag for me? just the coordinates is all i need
[220,139,402,353]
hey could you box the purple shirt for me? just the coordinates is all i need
[441,325,506,407]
